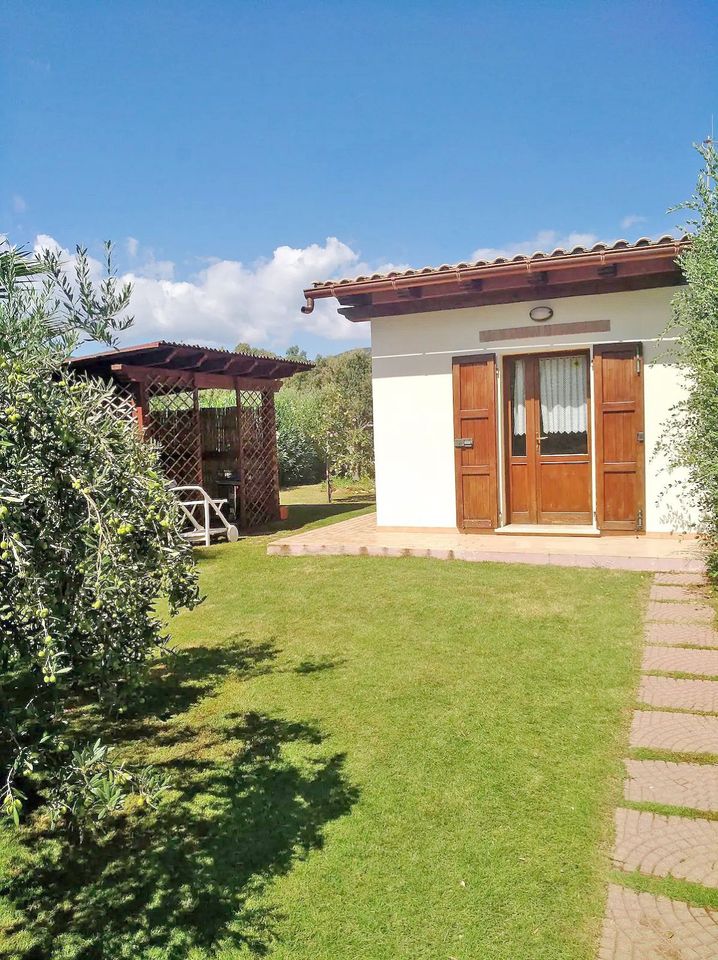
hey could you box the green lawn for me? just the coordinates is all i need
[1,497,648,960]
[280,478,375,507]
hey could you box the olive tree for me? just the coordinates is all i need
[0,243,200,833]
[659,142,718,574]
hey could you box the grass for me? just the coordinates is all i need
[611,870,718,911]
[0,489,649,960]
[280,478,375,506]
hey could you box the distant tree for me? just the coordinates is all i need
[234,341,279,358]
[236,342,372,494]
[285,344,309,361]
[328,350,373,481]
[274,388,324,486]
[275,348,374,497]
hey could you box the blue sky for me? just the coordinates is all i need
[2,1,715,356]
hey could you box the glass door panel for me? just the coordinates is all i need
[510,358,527,457]
[538,355,589,456]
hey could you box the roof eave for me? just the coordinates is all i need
[303,238,688,302]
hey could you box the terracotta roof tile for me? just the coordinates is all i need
[310,234,688,289]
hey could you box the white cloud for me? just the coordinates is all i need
[126,236,139,258]
[471,230,600,262]
[34,234,68,256]
[11,194,27,215]
[31,234,374,349]
[620,214,647,230]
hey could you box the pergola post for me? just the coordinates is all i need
[133,380,149,433]
[262,387,281,522]
[234,376,248,529]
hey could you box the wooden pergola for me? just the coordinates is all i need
[71,341,313,529]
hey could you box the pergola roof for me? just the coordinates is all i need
[71,340,314,381]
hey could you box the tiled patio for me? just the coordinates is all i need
[268,512,705,573]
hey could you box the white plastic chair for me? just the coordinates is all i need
[172,485,240,547]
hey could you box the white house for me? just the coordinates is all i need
[302,235,696,536]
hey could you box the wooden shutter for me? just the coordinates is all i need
[593,343,645,532]
[453,354,498,531]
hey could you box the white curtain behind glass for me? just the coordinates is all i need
[539,356,587,434]
[512,360,526,436]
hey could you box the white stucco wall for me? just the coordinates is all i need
[370,285,696,533]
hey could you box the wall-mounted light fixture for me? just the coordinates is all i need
[529,305,553,322]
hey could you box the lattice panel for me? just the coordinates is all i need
[102,379,138,425]
[144,376,202,487]
[239,388,279,527]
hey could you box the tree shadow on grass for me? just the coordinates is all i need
[292,655,346,675]
[5,638,357,959]
[134,638,279,723]
[10,711,358,960]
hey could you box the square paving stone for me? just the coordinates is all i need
[654,572,709,587]
[599,884,718,959]
[645,622,718,648]
[643,646,718,677]
[613,808,718,886]
[651,584,710,603]
[639,675,718,713]
[631,711,718,754]
[625,759,718,812]
[647,601,715,624]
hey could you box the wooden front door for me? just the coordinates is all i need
[593,343,645,531]
[504,352,593,525]
[453,354,499,530]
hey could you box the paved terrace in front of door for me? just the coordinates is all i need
[268,513,704,573]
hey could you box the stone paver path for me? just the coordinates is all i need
[639,676,718,713]
[599,885,718,959]
[646,601,715,624]
[646,622,718,648]
[643,646,718,676]
[655,572,710,586]
[600,572,718,958]
[624,759,718,813]
[613,808,718,886]
[631,710,718,754]
[650,583,708,603]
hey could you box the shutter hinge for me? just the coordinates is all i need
[636,508,644,532]
[635,344,643,375]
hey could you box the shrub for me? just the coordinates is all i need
[275,388,324,486]
[659,142,718,575]
[0,244,200,833]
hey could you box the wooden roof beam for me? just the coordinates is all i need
[110,363,193,385]
[185,354,236,373]
[339,270,684,321]
[396,285,423,300]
